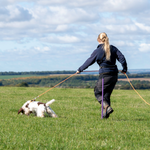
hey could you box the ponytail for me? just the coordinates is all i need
[98,32,111,61]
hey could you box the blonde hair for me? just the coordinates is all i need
[98,32,111,61]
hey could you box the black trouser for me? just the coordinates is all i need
[94,74,118,106]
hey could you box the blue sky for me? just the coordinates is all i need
[0,0,150,72]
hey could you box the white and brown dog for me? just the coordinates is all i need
[18,99,57,118]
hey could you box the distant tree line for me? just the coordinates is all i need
[118,73,150,79]
[1,74,150,89]
[1,71,150,78]
[0,75,98,88]
[115,80,150,89]
[0,71,76,75]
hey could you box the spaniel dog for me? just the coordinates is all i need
[18,99,57,118]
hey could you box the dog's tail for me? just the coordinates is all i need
[46,99,55,106]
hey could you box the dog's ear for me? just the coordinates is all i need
[18,108,24,114]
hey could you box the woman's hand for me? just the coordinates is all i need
[119,70,126,74]
[120,70,126,74]
[121,71,126,74]
[76,71,80,74]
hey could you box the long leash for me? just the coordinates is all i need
[32,71,98,100]
[32,72,77,100]
[123,72,150,106]
[31,70,150,106]
[84,70,150,106]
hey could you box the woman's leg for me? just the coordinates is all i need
[94,74,118,118]
[94,74,118,104]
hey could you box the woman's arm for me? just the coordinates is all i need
[116,49,127,73]
[77,50,98,73]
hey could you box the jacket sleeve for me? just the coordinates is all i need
[78,50,97,72]
[116,49,128,73]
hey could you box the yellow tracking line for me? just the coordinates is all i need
[33,72,77,100]
[31,71,150,106]
[124,73,150,106]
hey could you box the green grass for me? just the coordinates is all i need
[0,87,150,150]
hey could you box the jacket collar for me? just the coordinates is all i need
[97,44,103,48]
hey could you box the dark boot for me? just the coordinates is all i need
[102,101,113,118]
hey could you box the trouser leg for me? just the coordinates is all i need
[94,74,117,118]
[94,74,118,105]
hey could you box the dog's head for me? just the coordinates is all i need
[18,101,30,115]
[18,107,24,114]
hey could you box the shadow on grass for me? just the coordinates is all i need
[13,110,67,119]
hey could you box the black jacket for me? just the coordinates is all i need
[78,44,127,74]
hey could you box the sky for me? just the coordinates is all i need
[0,0,150,72]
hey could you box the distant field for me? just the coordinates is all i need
[0,74,74,80]
[0,75,42,80]
[0,87,150,149]
[1,74,150,81]
[118,78,150,81]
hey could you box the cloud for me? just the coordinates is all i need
[40,35,80,43]
[9,5,33,22]
[102,0,148,12]
[34,46,51,52]
[0,5,97,41]
[0,1,150,40]
[43,6,96,24]
[37,0,149,12]
[0,0,150,71]
[0,5,32,22]
[55,25,68,32]
[139,43,150,52]
[135,22,150,33]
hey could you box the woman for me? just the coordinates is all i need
[76,32,127,118]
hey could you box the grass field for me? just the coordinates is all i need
[0,87,150,150]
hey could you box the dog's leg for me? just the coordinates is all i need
[46,106,58,118]
[37,108,44,118]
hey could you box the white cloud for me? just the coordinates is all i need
[135,22,150,33]
[111,41,135,47]
[0,5,97,41]
[40,35,80,43]
[139,43,150,52]
[57,35,80,43]
[103,0,148,12]
[55,25,68,32]
[0,5,32,22]
[7,5,32,21]
[37,0,149,13]
[34,46,51,52]
[46,6,96,24]
[0,0,150,71]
